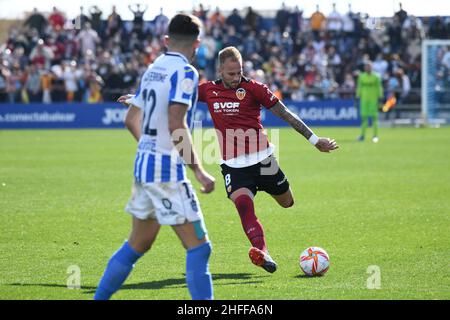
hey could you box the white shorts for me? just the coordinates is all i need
[125,180,204,226]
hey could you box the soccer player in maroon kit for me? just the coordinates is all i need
[199,47,338,273]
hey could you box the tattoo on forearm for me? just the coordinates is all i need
[271,103,313,139]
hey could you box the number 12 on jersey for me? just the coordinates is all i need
[142,88,157,136]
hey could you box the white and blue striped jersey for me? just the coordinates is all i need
[128,52,199,183]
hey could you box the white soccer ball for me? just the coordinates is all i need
[299,247,330,276]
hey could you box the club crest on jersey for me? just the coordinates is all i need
[236,88,246,100]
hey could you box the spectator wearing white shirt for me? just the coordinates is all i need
[25,64,42,102]
[327,46,341,66]
[402,15,425,41]
[396,68,410,101]
[327,3,343,35]
[312,34,326,52]
[76,22,100,58]
[63,60,80,102]
[372,53,389,80]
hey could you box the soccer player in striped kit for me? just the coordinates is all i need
[94,14,215,300]
[199,47,338,273]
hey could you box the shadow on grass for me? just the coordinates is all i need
[294,274,324,279]
[9,272,267,295]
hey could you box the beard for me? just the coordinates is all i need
[223,78,241,89]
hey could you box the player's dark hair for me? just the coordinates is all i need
[168,14,202,44]
[218,46,242,66]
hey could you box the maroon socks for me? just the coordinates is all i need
[234,194,267,253]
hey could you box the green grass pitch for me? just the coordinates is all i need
[0,127,449,300]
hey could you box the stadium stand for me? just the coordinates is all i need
[0,4,449,118]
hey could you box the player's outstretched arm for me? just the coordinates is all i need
[169,103,215,194]
[315,138,339,153]
[117,94,134,107]
[269,101,339,152]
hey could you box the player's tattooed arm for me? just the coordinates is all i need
[270,101,314,139]
[270,101,339,152]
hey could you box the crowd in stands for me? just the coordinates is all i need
[0,3,449,104]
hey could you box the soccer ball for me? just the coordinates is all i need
[299,247,330,276]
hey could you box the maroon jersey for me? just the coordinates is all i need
[199,77,279,161]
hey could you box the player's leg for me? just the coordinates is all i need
[94,181,159,300]
[172,220,213,299]
[257,155,293,208]
[359,115,368,140]
[271,187,294,208]
[230,187,277,273]
[230,187,267,253]
[358,102,369,140]
[222,164,267,251]
[128,216,161,253]
[172,220,208,249]
[151,180,213,300]
[94,217,160,300]
[372,112,379,142]
[222,164,276,273]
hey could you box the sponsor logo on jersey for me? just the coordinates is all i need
[213,102,240,113]
[236,88,246,100]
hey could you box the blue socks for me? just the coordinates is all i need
[94,241,142,300]
[94,241,213,300]
[186,241,213,300]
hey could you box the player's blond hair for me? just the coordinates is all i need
[218,46,242,66]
